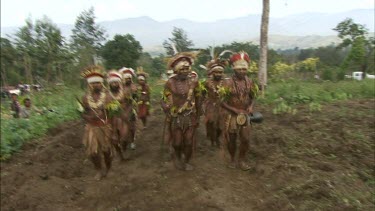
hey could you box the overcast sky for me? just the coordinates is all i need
[1,0,374,27]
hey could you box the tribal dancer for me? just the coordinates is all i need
[136,67,151,129]
[161,51,202,171]
[107,70,129,161]
[219,51,258,171]
[80,65,113,180]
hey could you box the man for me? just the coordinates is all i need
[107,70,129,161]
[136,67,151,129]
[203,58,227,147]
[10,92,21,118]
[220,51,258,171]
[20,98,42,118]
[80,65,113,180]
[119,67,138,150]
[161,51,201,171]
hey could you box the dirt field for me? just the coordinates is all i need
[1,99,374,211]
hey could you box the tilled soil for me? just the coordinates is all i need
[1,99,374,211]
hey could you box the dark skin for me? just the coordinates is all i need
[123,78,138,146]
[10,94,20,118]
[81,82,113,180]
[221,67,254,170]
[137,79,150,127]
[163,58,199,171]
[204,68,224,147]
[109,81,130,161]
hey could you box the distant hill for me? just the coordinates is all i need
[1,9,373,54]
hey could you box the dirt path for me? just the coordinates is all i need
[1,100,374,210]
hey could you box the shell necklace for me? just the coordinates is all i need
[87,91,106,109]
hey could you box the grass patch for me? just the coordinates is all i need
[1,86,83,160]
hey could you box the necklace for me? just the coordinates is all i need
[233,76,248,102]
[110,89,124,101]
[87,91,106,109]
[210,79,223,94]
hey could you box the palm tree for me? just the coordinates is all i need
[258,0,270,95]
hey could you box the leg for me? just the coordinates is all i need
[113,129,125,161]
[119,123,130,160]
[206,120,212,139]
[227,133,237,168]
[103,150,113,177]
[141,117,147,128]
[172,129,184,170]
[207,121,215,146]
[90,153,103,180]
[215,127,222,147]
[238,126,251,171]
[183,127,195,170]
[129,122,136,150]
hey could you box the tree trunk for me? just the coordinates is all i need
[258,0,270,96]
[1,63,7,86]
[24,55,33,84]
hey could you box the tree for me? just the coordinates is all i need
[71,7,106,67]
[152,54,166,77]
[314,45,346,67]
[258,0,270,94]
[101,34,142,69]
[34,16,65,83]
[341,37,366,72]
[333,18,374,78]
[333,18,368,48]
[0,38,17,86]
[295,57,320,79]
[269,61,294,77]
[136,52,153,75]
[14,18,35,84]
[163,27,194,56]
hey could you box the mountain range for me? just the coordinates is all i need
[1,9,373,54]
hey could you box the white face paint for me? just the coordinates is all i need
[174,58,191,76]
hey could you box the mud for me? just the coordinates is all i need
[1,99,374,210]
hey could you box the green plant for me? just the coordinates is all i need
[309,102,322,112]
[272,101,297,115]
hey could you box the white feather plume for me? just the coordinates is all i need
[199,64,207,70]
[218,50,234,58]
[209,46,215,60]
[171,43,178,55]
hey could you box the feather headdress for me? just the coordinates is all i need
[136,66,149,78]
[203,47,233,74]
[81,65,105,83]
[229,51,250,69]
[165,42,200,69]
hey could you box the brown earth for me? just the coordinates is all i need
[1,99,374,211]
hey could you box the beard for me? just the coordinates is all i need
[110,85,120,93]
[213,75,222,81]
[93,87,102,93]
[235,72,246,79]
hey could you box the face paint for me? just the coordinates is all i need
[174,58,191,77]
[90,82,103,93]
[110,81,120,92]
[233,67,248,79]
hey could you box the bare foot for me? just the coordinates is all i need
[228,161,236,169]
[94,172,103,181]
[238,162,251,171]
[185,163,194,171]
[174,159,185,170]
